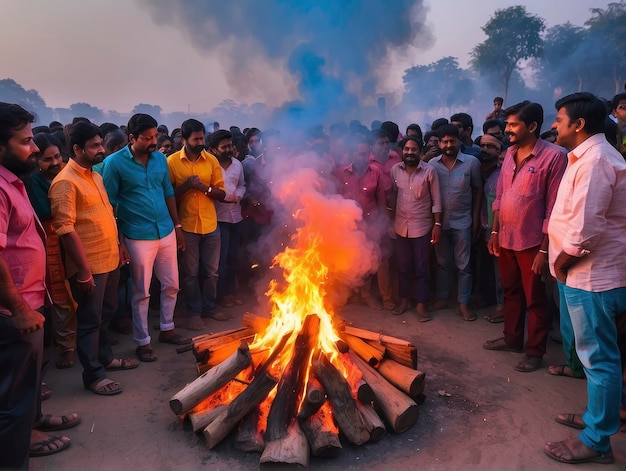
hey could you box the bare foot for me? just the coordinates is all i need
[416,303,431,322]
[544,437,614,464]
[548,364,577,377]
[458,303,477,321]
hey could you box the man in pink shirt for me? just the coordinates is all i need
[484,101,567,373]
[544,92,626,465]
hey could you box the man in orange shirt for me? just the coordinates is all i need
[168,120,228,329]
[50,122,138,396]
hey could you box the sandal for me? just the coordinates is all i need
[544,438,614,464]
[548,364,583,378]
[136,346,157,362]
[515,354,542,372]
[483,337,523,352]
[106,358,139,371]
[483,313,504,323]
[35,413,81,432]
[158,332,191,345]
[555,413,585,430]
[29,434,71,457]
[86,378,123,396]
[56,350,75,369]
[40,382,52,401]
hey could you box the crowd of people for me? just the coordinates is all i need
[2,89,626,468]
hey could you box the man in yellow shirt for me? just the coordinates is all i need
[50,122,138,396]
[168,120,228,329]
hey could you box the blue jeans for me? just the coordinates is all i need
[180,229,220,316]
[560,282,626,453]
[217,221,241,301]
[434,227,472,304]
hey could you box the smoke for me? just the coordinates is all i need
[138,0,431,126]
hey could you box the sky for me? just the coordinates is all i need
[0,0,609,115]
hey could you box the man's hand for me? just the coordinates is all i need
[487,232,500,257]
[186,175,204,191]
[119,243,131,267]
[76,270,95,295]
[431,225,441,245]
[10,307,45,334]
[175,227,186,251]
[531,251,547,275]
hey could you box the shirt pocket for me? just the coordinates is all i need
[518,166,542,197]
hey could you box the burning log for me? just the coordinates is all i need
[356,402,386,442]
[377,359,426,398]
[259,421,309,470]
[266,314,320,442]
[313,354,370,445]
[355,379,375,403]
[343,334,384,366]
[170,341,252,415]
[350,353,419,434]
[235,407,265,452]
[188,404,227,433]
[300,406,342,457]
[203,370,278,449]
[192,326,256,361]
[297,375,326,420]
[242,312,270,333]
[343,326,412,346]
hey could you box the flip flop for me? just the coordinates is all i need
[86,378,123,396]
[136,346,157,362]
[555,413,585,430]
[35,413,81,432]
[544,440,614,464]
[106,358,139,371]
[483,314,504,323]
[29,435,71,457]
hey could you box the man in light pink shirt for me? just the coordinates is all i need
[484,101,566,373]
[544,92,626,465]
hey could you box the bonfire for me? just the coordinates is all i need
[170,167,425,469]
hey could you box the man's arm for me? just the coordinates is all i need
[0,256,44,332]
[165,196,185,251]
[60,232,96,294]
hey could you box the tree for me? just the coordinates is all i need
[0,78,53,123]
[585,1,626,94]
[132,103,162,123]
[402,57,473,115]
[471,6,545,102]
[69,102,104,122]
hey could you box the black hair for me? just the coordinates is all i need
[398,136,423,152]
[423,130,438,144]
[381,121,399,142]
[100,122,120,136]
[180,119,206,140]
[482,119,505,134]
[611,93,626,110]
[494,97,504,104]
[555,92,607,136]
[157,124,169,134]
[127,113,158,138]
[0,102,35,148]
[504,101,544,138]
[157,135,172,148]
[69,121,104,157]
[33,133,62,156]
[405,123,423,142]
[49,121,64,132]
[431,118,449,131]
[372,128,391,141]
[450,112,474,132]
[437,124,460,140]
[104,129,128,154]
[32,125,50,135]
[208,129,232,150]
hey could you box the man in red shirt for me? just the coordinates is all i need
[484,101,567,373]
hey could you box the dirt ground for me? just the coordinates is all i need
[30,295,625,471]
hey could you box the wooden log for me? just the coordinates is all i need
[266,314,320,442]
[377,358,426,398]
[350,353,419,434]
[205,337,255,367]
[169,340,252,415]
[297,375,326,420]
[357,402,386,442]
[235,407,264,452]
[380,342,418,369]
[241,312,271,333]
[203,370,278,449]
[313,354,370,445]
[300,407,342,457]
[193,327,256,360]
[343,334,383,366]
[343,325,412,346]
[356,379,375,404]
[260,421,309,470]
[188,404,227,433]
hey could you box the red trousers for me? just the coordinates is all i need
[498,246,549,357]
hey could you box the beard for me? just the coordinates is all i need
[478,151,497,163]
[3,148,37,178]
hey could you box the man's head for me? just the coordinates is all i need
[246,128,263,157]
[478,134,502,163]
[405,123,423,142]
[104,129,128,156]
[69,121,105,167]
[493,97,504,111]
[33,133,63,180]
[437,124,460,158]
[504,101,543,146]
[157,124,169,137]
[450,112,474,143]
[213,121,220,132]
[232,134,249,161]
[370,129,391,161]
[347,133,371,168]
[0,102,38,176]
[381,121,399,143]
[482,119,505,142]
[208,129,234,161]
[611,92,626,127]
[157,135,173,156]
[398,136,422,168]
[127,113,158,155]
[553,92,607,150]
[181,119,206,156]
[49,121,64,133]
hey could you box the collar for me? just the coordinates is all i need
[568,133,605,164]
[0,164,20,185]
[67,157,92,175]
[399,160,426,171]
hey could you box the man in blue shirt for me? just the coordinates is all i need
[103,114,189,363]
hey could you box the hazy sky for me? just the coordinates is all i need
[0,0,607,114]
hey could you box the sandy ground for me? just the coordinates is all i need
[30,295,625,471]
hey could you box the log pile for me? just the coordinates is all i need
[170,312,425,469]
